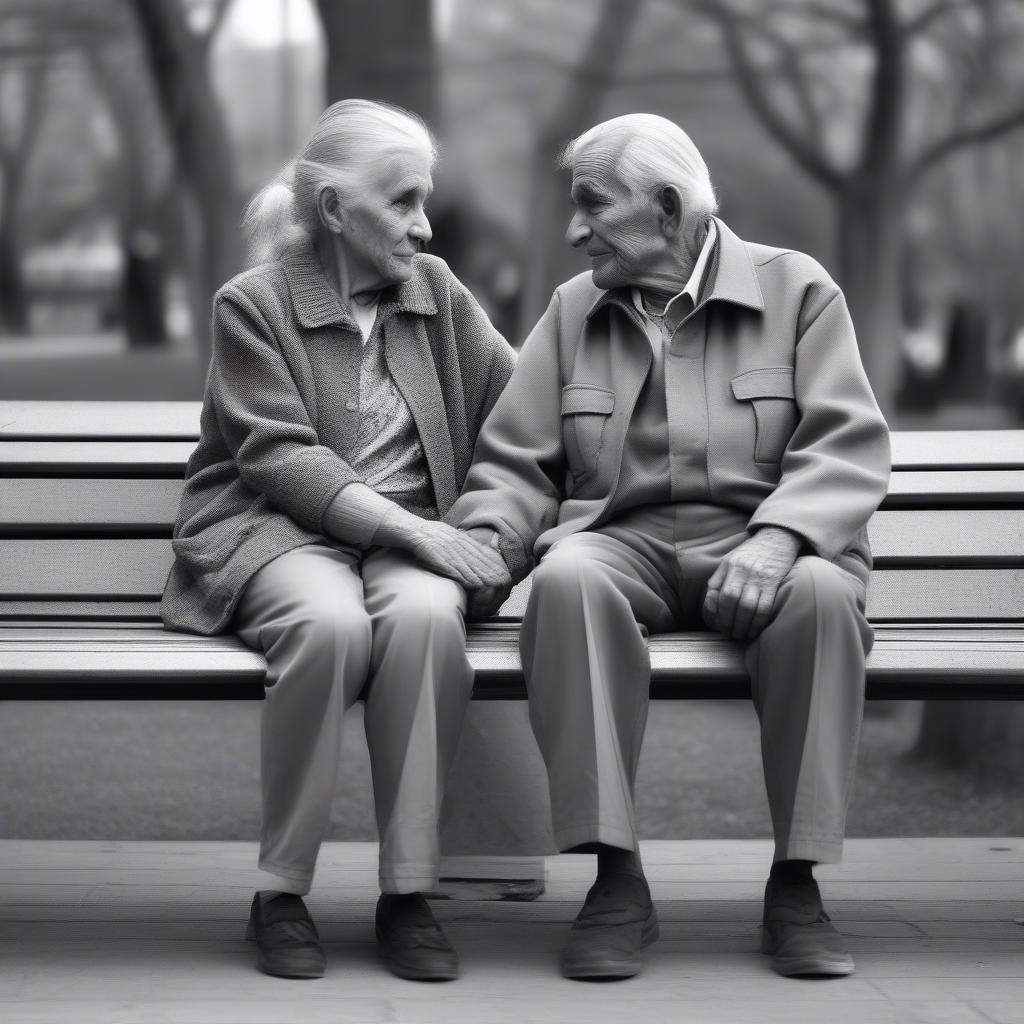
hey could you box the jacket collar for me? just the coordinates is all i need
[585,215,766,322]
[280,236,437,330]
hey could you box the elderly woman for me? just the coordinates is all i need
[161,100,514,981]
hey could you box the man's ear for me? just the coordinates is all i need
[316,185,344,234]
[656,185,685,238]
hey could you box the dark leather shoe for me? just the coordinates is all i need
[761,874,854,976]
[561,872,659,980]
[375,893,459,981]
[245,891,325,979]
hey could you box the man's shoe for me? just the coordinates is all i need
[561,872,659,980]
[375,893,459,981]
[761,874,854,977]
[245,891,325,979]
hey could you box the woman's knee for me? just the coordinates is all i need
[268,601,373,664]
[376,573,465,640]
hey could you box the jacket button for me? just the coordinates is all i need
[345,400,358,412]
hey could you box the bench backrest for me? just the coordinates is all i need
[2,401,1023,624]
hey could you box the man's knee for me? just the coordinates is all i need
[531,539,610,606]
[777,556,861,617]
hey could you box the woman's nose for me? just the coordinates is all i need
[566,214,590,248]
[410,213,432,246]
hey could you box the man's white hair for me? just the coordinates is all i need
[561,113,718,221]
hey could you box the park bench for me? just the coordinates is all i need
[1,400,1024,703]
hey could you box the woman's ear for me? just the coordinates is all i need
[316,185,344,234]
[656,184,685,238]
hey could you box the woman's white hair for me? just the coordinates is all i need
[561,113,718,222]
[243,99,437,266]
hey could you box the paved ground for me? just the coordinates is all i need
[2,700,1020,842]
[2,837,1022,1024]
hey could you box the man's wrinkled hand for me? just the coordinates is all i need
[702,527,802,642]
[409,521,511,591]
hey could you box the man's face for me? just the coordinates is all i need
[339,147,433,289]
[566,145,665,291]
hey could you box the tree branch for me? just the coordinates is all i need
[770,0,865,32]
[908,101,1024,181]
[907,0,974,36]
[692,0,842,190]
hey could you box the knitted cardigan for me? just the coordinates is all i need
[160,242,515,636]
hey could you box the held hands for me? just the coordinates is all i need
[408,520,511,592]
[463,528,514,618]
[702,526,802,642]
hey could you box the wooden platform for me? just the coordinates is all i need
[1,839,1021,1023]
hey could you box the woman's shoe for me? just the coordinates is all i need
[246,891,326,979]
[375,893,459,981]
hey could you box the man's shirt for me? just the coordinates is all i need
[609,221,721,519]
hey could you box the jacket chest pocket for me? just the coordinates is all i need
[731,367,796,465]
[562,383,615,477]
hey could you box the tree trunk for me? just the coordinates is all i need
[133,0,241,372]
[0,174,29,334]
[836,179,906,419]
[317,0,439,129]
[517,0,642,333]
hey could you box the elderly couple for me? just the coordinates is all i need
[161,99,890,983]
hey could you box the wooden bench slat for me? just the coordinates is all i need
[0,402,202,440]
[870,570,1024,620]
[0,600,162,620]
[0,540,174,597]
[499,570,1024,622]
[868,510,1024,564]
[886,470,1024,505]
[5,507,1024,593]
[1,411,1021,466]
[1,538,1022,620]
[0,443,195,475]
[7,478,1024,532]
[891,431,1024,469]
[2,480,185,530]
[2,624,1022,700]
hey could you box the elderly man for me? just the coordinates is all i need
[448,113,890,980]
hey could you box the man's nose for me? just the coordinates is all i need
[566,213,590,248]
[410,213,432,247]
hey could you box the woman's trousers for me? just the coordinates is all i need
[232,543,473,895]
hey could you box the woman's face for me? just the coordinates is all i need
[337,147,433,290]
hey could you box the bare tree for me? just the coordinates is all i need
[690,0,1024,414]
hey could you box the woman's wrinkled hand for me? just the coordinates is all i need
[409,520,512,591]
[701,526,802,641]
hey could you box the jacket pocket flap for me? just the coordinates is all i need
[561,384,615,416]
[731,367,795,401]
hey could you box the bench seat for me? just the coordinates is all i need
[2,402,1023,704]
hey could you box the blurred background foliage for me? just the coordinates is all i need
[2,0,1024,421]
[1,0,1023,804]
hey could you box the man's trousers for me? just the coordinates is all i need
[232,543,473,895]
[520,504,873,865]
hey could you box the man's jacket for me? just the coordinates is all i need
[447,217,891,586]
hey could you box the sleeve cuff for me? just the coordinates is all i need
[321,483,396,548]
